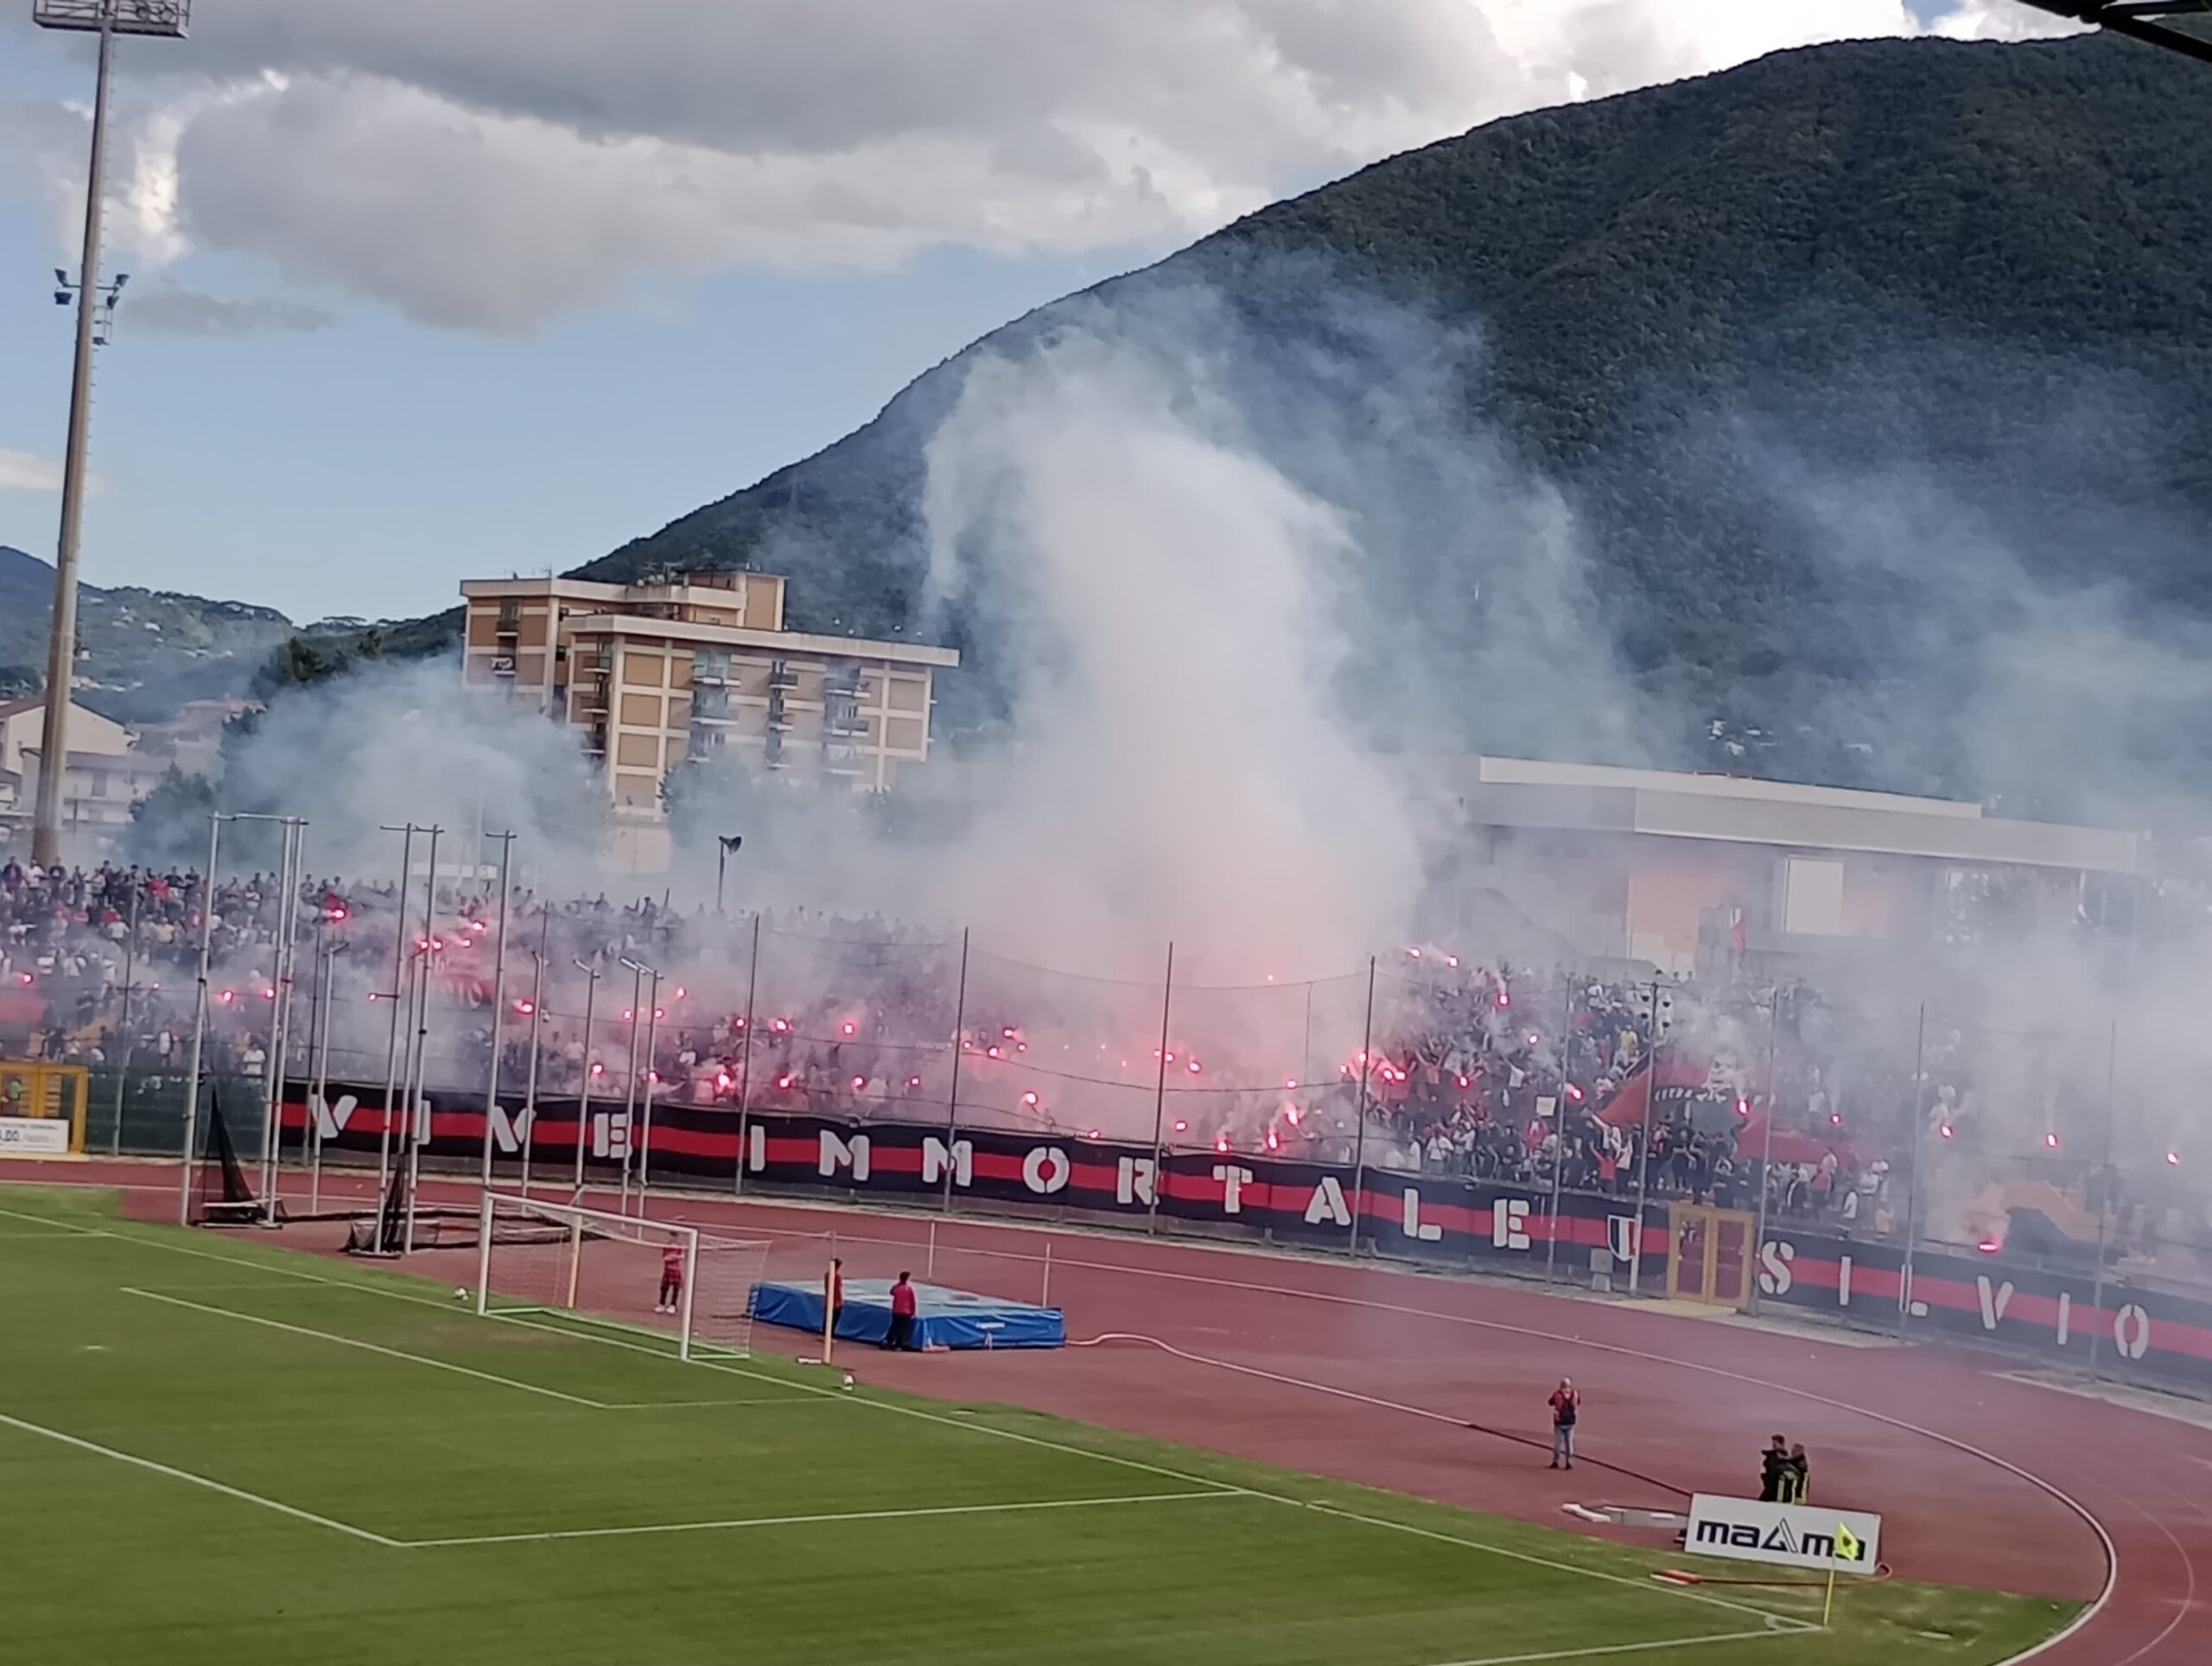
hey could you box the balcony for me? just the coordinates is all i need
[767,662,798,692]
[691,690,738,724]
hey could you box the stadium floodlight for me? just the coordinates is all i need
[34,0,190,35]
[27,1,189,867]
[2016,2,2212,64]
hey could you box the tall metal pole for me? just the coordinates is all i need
[617,960,646,1213]
[175,811,221,1225]
[518,909,550,1198]
[1346,957,1377,1254]
[938,927,970,1212]
[258,817,305,1220]
[1897,1004,1929,1339]
[374,823,416,1202]
[734,912,761,1198]
[1144,942,1175,1232]
[1748,984,1782,1317]
[30,10,115,868]
[402,826,440,1254]
[1543,975,1573,1285]
[633,967,664,1216]
[1627,977,1662,1297]
[571,960,600,1199]
[2088,1018,2119,1379]
[308,925,335,1215]
[479,830,516,1189]
[106,879,138,1154]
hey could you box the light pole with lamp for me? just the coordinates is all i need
[28,0,189,866]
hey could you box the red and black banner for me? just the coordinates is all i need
[281,1079,2212,1392]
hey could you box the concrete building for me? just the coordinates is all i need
[16,747,168,836]
[459,571,958,828]
[1440,757,2151,975]
[0,697,130,779]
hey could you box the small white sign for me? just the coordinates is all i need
[0,1117,72,1156]
[1684,1495,1882,1574]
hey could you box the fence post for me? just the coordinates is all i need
[940,927,970,1213]
[1897,1004,1927,1339]
[2088,1017,2118,1379]
[1145,942,1175,1232]
[1748,985,1780,1317]
[1347,957,1376,1256]
[733,912,761,1197]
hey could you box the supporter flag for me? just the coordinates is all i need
[1728,906,1747,954]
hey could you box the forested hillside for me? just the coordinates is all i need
[385,35,2212,809]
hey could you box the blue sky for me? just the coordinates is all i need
[0,2,2045,626]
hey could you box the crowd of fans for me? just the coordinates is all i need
[0,856,2158,1260]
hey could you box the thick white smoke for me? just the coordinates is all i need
[912,323,1425,982]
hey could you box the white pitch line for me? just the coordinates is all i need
[0,1408,399,1546]
[1282,1499,1821,1634]
[403,1487,1235,1548]
[1421,1628,1801,1666]
[122,1287,609,1408]
[0,1204,1868,1635]
[594,1397,837,1410]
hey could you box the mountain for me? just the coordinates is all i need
[0,544,300,724]
[368,35,2212,807]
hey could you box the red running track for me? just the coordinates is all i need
[13,1157,2211,1664]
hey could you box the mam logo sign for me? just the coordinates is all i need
[1684,1495,1883,1574]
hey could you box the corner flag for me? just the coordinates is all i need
[1834,1523,1863,1563]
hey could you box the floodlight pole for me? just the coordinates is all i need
[29,0,186,864]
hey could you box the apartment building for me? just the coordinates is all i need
[459,572,957,818]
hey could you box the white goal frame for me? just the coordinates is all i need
[473,1191,762,1362]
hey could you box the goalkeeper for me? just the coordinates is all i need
[656,1236,687,1315]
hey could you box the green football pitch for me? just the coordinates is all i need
[0,1186,2073,1666]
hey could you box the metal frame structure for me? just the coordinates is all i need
[2019,1,2212,63]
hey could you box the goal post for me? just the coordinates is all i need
[471,1191,769,1362]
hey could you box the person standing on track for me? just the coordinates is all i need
[1548,1377,1580,1470]
[1783,1442,1810,1504]
[826,1256,846,1333]
[655,1235,686,1316]
[884,1269,918,1351]
[1759,1434,1789,1501]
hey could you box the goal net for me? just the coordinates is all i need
[471,1192,770,1362]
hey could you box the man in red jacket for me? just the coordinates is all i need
[885,1270,918,1351]
[1548,1377,1580,1470]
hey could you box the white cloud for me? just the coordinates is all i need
[5,1,2088,333]
[0,448,65,493]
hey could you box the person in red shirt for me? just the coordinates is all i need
[656,1237,686,1315]
[1548,1377,1580,1470]
[884,1270,918,1351]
